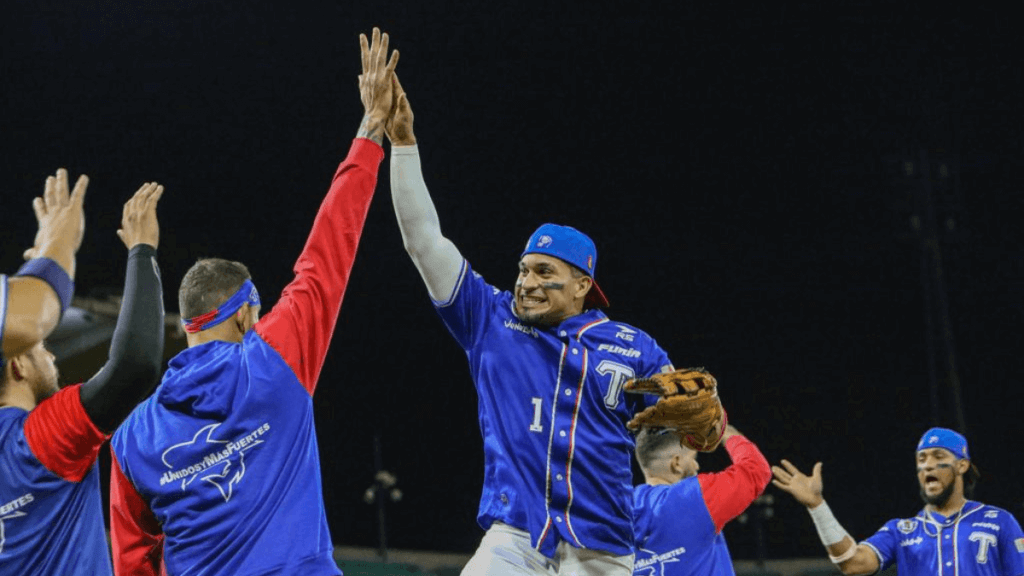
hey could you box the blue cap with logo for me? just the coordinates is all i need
[916,427,970,460]
[521,223,609,308]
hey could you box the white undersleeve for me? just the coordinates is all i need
[390,145,465,302]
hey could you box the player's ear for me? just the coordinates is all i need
[669,454,683,476]
[7,356,26,381]
[234,303,250,335]
[575,275,592,299]
[957,459,970,475]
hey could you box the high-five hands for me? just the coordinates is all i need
[771,459,825,508]
[118,182,165,250]
[358,27,399,143]
[385,74,415,146]
[23,168,89,276]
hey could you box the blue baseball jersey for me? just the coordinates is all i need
[863,501,1024,576]
[109,138,383,576]
[0,385,112,575]
[632,480,733,576]
[435,261,674,557]
[632,436,772,576]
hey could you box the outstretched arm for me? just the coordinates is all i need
[772,460,880,575]
[79,183,166,433]
[23,183,165,483]
[254,28,394,394]
[2,169,88,360]
[696,426,773,532]
[387,75,464,302]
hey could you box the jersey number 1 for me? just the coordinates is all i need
[529,397,544,432]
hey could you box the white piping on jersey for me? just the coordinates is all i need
[860,541,885,568]
[575,317,609,339]
[953,520,960,576]
[561,347,588,548]
[433,259,469,308]
[919,503,983,576]
[533,316,610,551]
[536,343,568,551]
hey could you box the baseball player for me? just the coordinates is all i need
[1,168,88,364]
[386,78,676,575]
[107,28,397,576]
[632,424,772,576]
[772,427,1024,576]
[1,179,166,575]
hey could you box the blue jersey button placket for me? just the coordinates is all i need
[548,338,585,542]
[942,525,956,576]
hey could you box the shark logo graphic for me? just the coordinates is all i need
[0,511,26,555]
[160,423,267,503]
[200,454,250,502]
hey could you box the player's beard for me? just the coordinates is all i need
[516,303,573,325]
[29,361,60,404]
[514,307,560,327]
[919,477,956,508]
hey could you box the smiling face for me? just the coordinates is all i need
[916,447,968,507]
[514,254,592,326]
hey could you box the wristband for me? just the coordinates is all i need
[17,257,74,316]
[808,500,851,546]
[829,544,858,564]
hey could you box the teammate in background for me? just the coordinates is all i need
[1,168,87,363]
[1,180,166,575]
[387,78,676,575]
[632,424,772,576]
[108,28,397,576]
[772,427,1024,576]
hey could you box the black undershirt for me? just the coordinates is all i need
[79,244,165,433]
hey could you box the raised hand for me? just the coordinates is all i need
[358,27,399,143]
[23,168,89,276]
[385,73,416,146]
[771,459,825,508]
[117,182,165,250]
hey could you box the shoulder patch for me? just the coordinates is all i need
[1015,537,1024,553]
[897,520,918,534]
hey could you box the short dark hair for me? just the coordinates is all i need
[635,427,682,470]
[964,462,981,497]
[178,258,252,319]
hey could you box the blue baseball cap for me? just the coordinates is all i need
[917,427,970,460]
[521,223,609,308]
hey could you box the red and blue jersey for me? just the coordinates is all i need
[109,138,383,576]
[0,385,111,575]
[631,436,772,576]
[863,501,1024,576]
[435,261,674,557]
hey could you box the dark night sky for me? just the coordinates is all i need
[2,1,1022,559]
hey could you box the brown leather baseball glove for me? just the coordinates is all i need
[624,367,727,452]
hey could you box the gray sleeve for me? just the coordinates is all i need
[390,145,465,302]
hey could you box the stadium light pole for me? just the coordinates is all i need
[910,149,967,434]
